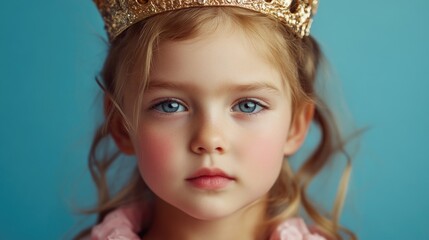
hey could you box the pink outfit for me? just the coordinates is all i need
[269,218,326,240]
[91,202,148,240]
[91,204,326,240]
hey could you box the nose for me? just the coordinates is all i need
[190,115,229,155]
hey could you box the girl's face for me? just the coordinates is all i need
[118,27,308,220]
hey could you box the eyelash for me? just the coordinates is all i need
[231,98,267,115]
[151,98,188,114]
[150,98,267,115]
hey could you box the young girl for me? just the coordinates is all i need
[77,0,355,239]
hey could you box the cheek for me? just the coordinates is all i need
[241,133,286,170]
[134,127,178,183]
[236,118,291,181]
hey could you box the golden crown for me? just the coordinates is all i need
[93,0,318,41]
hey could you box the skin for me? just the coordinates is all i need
[109,27,314,240]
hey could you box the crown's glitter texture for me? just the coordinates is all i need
[93,0,318,41]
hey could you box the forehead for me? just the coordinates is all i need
[148,28,287,94]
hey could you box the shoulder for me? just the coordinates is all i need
[269,218,327,240]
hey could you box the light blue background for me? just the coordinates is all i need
[1,1,428,239]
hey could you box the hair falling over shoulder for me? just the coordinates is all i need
[262,35,356,240]
[75,7,357,240]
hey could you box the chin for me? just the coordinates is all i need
[177,197,260,222]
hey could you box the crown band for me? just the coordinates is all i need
[94,0,318,41]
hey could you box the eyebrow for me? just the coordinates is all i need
[146,79,281,94]
[146,81,187,91]
[227,82,281,94]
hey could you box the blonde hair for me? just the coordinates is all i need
[76,7,356,240]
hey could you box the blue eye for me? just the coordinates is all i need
[232,100,264,114]
[153,100,187,113]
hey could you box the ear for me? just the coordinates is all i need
[104,96,135,155]
[283,103,314,156]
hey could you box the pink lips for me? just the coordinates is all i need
[186,168,235,190]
